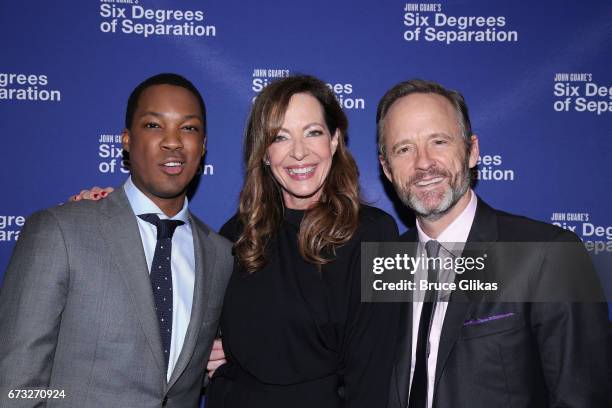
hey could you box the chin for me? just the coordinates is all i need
[405,189,452,216]
[150,185,188,200]
[296,189,319,198]
[414,195,443,210]
[283,185,324,206]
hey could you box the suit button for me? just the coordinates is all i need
[337,385,346,399]
[162,396,168,406]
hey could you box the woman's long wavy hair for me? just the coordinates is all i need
[234,75,361,273]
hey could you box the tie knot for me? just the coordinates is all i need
[425,240,440,258]
[138,213,185,240]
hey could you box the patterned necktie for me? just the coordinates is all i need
[138,213,184,370]
[409,240,440,408]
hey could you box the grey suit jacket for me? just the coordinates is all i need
[0,188,233,407]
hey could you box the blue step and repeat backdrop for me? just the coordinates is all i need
[1,0,611,319]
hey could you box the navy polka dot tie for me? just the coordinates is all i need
[138,213,184,370]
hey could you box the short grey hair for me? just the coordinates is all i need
[376,79,472,161]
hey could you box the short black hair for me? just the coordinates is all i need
[124,73,206,130]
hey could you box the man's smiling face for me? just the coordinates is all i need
[380,92,478,220]
[122,84,205,213]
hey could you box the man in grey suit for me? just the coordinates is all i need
[0,73,233,407]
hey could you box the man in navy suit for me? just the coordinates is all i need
[377,79,611,408]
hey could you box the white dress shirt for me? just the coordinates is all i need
[124,177,196,381]
[409,190,477,408]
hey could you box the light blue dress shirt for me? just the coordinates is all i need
[124,177,196,382]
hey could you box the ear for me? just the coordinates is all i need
[202,134,207,157]
[330,129,340,155]
[379,154,393,182]
[121,129,131,152]
[468,135,480,168]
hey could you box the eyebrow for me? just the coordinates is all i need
[278,122,325,133]
[139,111,203,122]
[390,138,413,152]
[390,133,453,151]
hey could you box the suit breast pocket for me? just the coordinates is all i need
[461,313,522,339]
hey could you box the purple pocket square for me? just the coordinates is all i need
[463,312,515,326]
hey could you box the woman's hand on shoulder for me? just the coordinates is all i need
[69,186,114,202]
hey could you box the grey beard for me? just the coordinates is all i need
[398,165,471,221]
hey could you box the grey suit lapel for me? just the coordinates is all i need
[433,290,471,392]
[167,213,217,390]
[98,189,166,375]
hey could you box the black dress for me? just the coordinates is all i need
[207,205,400,408]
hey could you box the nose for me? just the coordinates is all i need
[161,128,184,151]
[415,144,434,170]
[289,137,308,161]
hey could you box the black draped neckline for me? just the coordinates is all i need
[283,208,305,227]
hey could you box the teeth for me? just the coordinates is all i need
[288,166,315,175]
[163,162,182,167]
[416,177,443,186]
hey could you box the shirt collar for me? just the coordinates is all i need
[416,189,477,244]
[123,176,190,223]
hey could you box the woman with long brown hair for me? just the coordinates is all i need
[207,75,399,407]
